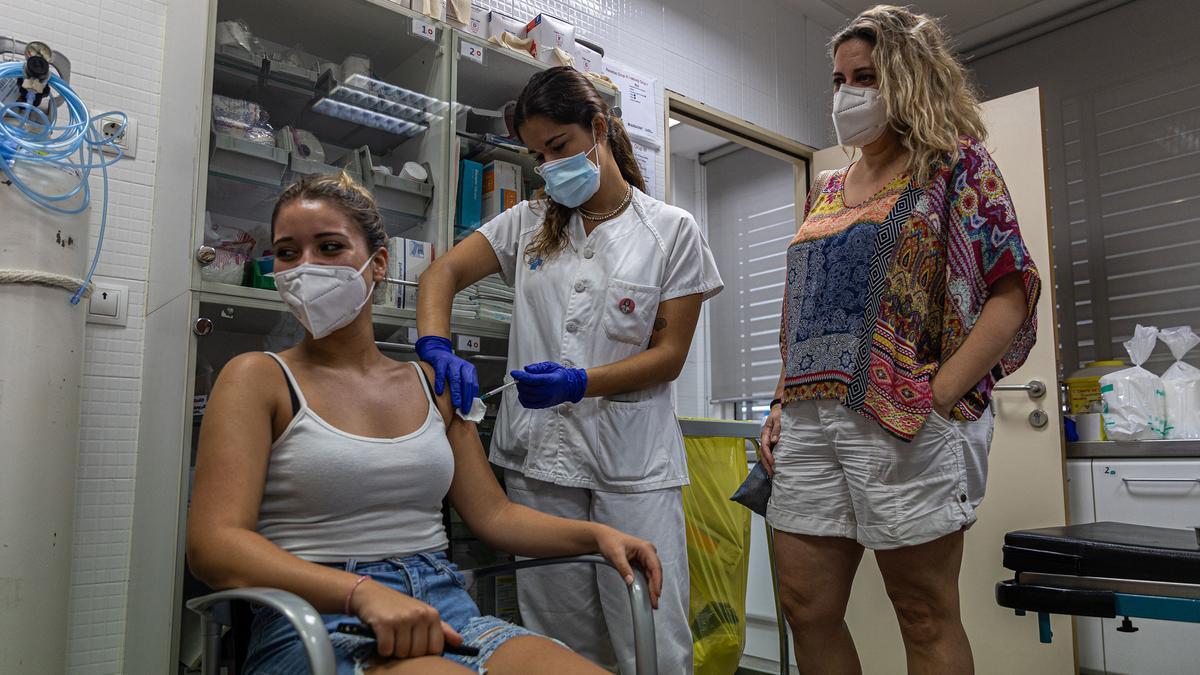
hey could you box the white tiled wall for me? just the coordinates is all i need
[494,0,838,199]
[7,2,166,673]
[7,1,836,672]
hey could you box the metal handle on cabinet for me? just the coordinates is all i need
[196,245,217,267]
[375,341,416,353]
[468,355,507,363]
[1121,477,1200,484]
[193,317,213,337]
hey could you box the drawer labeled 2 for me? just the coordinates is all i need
[1091,459,1200,529]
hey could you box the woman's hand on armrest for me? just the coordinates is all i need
[591,524,663,608]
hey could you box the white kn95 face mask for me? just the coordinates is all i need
[831,84,888,147]
[274,255,376,340]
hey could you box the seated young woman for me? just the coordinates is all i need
[186,173,663,675]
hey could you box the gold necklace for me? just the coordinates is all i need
[578,185,632,221]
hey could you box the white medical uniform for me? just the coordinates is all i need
[478,188,723,674]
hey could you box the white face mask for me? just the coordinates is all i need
[274,255,377,340]
[831,84,888,147]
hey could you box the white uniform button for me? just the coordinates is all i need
[583,249,594,259]
[562,359,574,368]
[566,321,579,333]
[574,280,587,293]
[562,403,573,416]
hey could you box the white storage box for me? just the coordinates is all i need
[487,10,526,39]
[575,39,604,74]
[525,13,575,65]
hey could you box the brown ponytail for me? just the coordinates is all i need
[513,66,645,263]
[608,116,647,193]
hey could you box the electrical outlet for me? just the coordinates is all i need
[98,114,136,159]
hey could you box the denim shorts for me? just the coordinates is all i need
[243,551,543,674]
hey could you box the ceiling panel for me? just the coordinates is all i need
[669,120,732,160]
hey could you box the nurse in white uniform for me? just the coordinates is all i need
[417,66,722,674]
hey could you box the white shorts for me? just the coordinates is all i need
[766,399,993,550]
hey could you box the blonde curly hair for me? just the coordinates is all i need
[830,5,986,184]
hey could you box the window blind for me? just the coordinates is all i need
[1058,59,1200,374]
[705,147,805,402]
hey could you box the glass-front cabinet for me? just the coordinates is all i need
[127,1,617,672]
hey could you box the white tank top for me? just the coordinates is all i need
[256,353,454,562]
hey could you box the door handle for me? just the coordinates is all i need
[991,379,1047,418]
[994,379,1046,399]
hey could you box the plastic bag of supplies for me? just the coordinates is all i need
[682,434,752,675]
[1100,324,1168,440]
[1159,326,1200,439]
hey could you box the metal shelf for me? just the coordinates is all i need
[454,32,618,110]
[457,131,542,185]
[197,281,512,339]
[1067,440,1200,459]
[208,131,290,185]
[212,54,432,156]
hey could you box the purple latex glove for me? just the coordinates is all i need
[415,336,478,415]
[510,361,588,409]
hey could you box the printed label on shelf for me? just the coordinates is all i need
[457,334,482,352]
[460,41,485,65]
[412,18,437,41]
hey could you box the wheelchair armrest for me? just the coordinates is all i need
[463,554,658,675]
[186,588,336,675]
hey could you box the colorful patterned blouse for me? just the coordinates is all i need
[780,136,1041,441]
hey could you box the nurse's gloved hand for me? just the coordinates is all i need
[415,336,478,415]
[510,361,588,409]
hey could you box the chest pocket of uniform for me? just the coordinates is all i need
[602,278,662,346]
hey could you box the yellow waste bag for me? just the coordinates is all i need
[682,434,752,675]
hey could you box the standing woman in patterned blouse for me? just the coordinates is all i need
[758,5,1040,673]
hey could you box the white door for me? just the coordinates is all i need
[811,87,1076,674]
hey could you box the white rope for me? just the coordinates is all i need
[0,269,93,298]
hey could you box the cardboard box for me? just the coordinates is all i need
[482,160,521,223]
[483,159,521,195]
[457,159,483,232]
[381,236,404,308]
[482,189,519,224]
[487,10,526,39]
[402,239,433,309]
[525,13,575,65]
[467,5,488,37]
[575,39,604,74]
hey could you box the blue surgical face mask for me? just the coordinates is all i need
[535,129,600,208]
